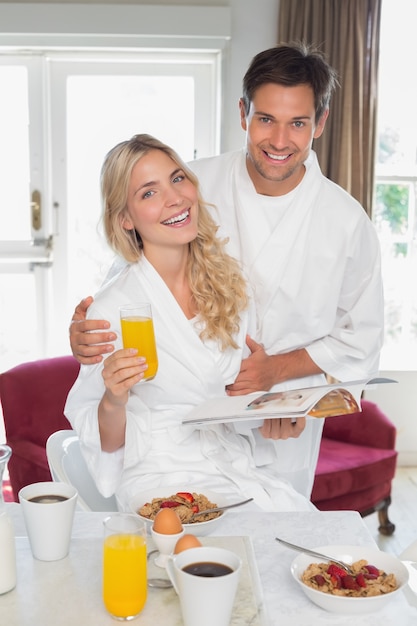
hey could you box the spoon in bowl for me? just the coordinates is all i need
[275,537,355,575]
[190,497,254,520]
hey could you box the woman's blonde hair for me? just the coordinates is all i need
[102,134,248,350]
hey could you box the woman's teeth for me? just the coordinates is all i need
[162,210,189,225]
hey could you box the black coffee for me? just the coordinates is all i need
[28,495,69,504]
[182,561,233,578]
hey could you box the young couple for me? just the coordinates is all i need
[65,43,383,512]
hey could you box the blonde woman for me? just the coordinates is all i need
[65,134,313,512]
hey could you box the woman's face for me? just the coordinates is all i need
[122,149,199,253]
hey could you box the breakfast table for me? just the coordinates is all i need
[2,503,417,625]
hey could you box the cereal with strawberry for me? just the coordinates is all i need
[138,491,220,523]
[302,560,398,597]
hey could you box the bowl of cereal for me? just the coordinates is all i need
[290,544,409,613]
[129,487,230,536]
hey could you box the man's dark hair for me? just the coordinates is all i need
[241,41,339,122]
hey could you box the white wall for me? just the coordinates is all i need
[365,372,417,466]
[222,0,279,151]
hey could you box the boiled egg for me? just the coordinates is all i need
[152,508,183,535]
[174,533,202,553]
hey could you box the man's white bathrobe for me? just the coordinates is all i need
[189,149,384,497]
[64,257,314,512]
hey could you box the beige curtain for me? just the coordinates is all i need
[278,0,382,216]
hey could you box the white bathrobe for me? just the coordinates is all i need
[64,257,314,512]
[90,149,384,500]
[189,149,384,497]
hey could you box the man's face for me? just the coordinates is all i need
[239,82,328,196]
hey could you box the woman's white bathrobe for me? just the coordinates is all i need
[64,257,314,512]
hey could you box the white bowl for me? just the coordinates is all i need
[290,544,409,614]
[129,487,229,536]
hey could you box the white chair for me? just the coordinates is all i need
[46,430,118,512]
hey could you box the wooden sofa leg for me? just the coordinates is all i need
[377,497,395,536]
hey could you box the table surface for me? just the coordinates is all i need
[2,503,417,625]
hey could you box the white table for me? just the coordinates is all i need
[2,503,417,625]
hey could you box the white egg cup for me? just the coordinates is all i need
[151,525,185,568]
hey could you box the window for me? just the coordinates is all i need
[374,0,417,370]
[0,50,220,370]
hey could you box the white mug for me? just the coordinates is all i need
[166,546,242,626]
[18,481,78,561]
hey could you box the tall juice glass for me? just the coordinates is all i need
[120,303,158,380]
[103,514,147,620]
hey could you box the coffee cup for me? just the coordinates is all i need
[18,481,77,561]
[166,546,242,626]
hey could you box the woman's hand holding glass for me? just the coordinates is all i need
[99,349,149,452]
[102,348,148,402]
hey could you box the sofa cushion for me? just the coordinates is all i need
[0,355,80,500]
[322,400,396,449]
[311,437,398,503]
[312,480,393,513]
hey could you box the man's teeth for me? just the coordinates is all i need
[267,153,289,160]
[162,210,189,225]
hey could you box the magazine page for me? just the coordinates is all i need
[182,377,397,426]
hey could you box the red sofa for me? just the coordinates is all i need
[0,355,79,498]
[311,399,397,535]
[1,357,397,535]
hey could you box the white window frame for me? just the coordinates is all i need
[47,49,222,353]
[0,3,230,361]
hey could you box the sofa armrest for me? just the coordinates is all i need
[322,400,396,450]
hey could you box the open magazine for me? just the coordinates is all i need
[182,377,397,426]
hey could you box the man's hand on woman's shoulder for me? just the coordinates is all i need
[70,296,116,364]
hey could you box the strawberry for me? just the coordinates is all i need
[364,564,380,576]
[356,572,367,588]
[160,500,180,508]
[176,492,195,503]
[329,573,342,589]
[327,563,348,578]
[314,574,326,586]
[341,575,360,591]
[191,504,199,513]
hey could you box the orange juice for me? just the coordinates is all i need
[103,533,147,618]
[121,315,158,379]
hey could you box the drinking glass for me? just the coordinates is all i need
[103,514,147,620]
[120,303,158,380]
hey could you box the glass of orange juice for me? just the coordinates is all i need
[102,513,147,620]
[120,303,158,380]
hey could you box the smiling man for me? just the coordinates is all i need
[69,43,384,501]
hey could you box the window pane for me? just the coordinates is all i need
[0,66,31,240]
[0,273,38,370]
[66,74,195,303]
[375,0,417,369]
[377,0,417,177]
[375,183,409,238]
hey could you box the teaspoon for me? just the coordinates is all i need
[190,497,254,520]
[147,549,173,588]
[148,577,173,589]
